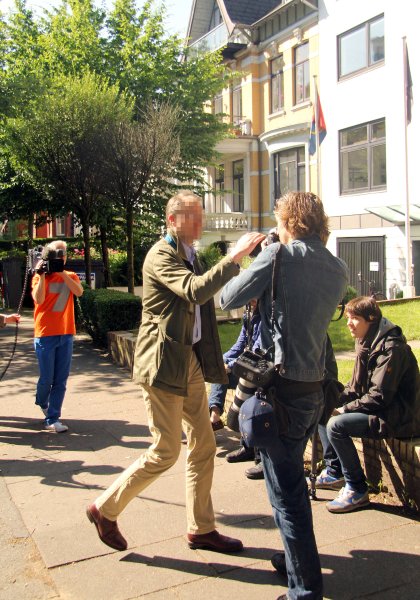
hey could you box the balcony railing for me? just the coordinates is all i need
[189,23,229,54]
[205,212,249,231]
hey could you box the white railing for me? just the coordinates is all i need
[189,23,229,54]
[205,212,249,231]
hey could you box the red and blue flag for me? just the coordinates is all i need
[309,94,327,155]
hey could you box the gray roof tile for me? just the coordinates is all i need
[223,0,282,25]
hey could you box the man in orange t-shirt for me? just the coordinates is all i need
[32,241,83,433]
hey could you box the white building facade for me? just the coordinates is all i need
[319,0,419,297]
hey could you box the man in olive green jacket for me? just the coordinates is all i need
[87,190,264,553]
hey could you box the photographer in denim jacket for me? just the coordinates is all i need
[221,191,348,600]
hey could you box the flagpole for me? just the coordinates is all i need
[402,36,414,297]
[313,75,320,198]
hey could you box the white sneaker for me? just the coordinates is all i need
[45,421,68,433]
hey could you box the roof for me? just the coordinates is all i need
[186,1,284,45]
[222,0,282,26]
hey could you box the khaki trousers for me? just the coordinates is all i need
[95,351,217,534]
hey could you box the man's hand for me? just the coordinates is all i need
[229,232,266,263]
[57,271,84,297]
[332,407,344,416]
[4,313,21,324]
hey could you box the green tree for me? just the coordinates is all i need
[6,72,133,284]
[103,101,180,293]
[0,0,44,117]
[1,0,232,280]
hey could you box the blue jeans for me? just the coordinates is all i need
[207,372,238,415]
[326,413,370,493]
[318,424,343,478]
[260,391,324,600]
[34,335,73,425]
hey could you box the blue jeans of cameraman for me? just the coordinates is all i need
[260,391,324,600]
[207,372,238,415]
[35,334,73,425]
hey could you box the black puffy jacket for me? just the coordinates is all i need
[341,318,420,439]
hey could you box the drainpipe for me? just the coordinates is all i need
[258,138,263,231]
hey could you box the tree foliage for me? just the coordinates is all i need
[0,0,232,287]
[5,72,133,282]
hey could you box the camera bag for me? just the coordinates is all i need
[237,246,283,447]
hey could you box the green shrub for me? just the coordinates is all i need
[77,288,141,346]
[198,244,223,272]
[343,285,358,303]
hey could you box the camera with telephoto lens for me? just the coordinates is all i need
[28,245,65,276]
[232,348,276,387]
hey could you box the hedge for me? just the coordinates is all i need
[77,287,141,347]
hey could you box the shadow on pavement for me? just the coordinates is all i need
[120,548,420,597]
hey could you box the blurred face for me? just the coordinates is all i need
[346,312,372,340]
[169,200,203,245]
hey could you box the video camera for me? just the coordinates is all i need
[28,245,65,276]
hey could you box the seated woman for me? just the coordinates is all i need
[326,296,420,513]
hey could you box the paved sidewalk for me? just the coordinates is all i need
[0,316,419,600]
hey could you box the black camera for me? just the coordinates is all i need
[266,228,280,245]
[28,245,65,275]
[232,348,276,387]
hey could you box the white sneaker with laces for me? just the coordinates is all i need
[45,421,68,433]
[327,485,370,513]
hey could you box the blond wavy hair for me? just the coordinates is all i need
[274,191,330,244]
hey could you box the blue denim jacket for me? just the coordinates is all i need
[220,236,348,382]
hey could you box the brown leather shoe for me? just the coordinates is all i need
[187,530,243,553]
[86,504,127,551]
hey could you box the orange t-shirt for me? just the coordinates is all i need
[32,271,81,338]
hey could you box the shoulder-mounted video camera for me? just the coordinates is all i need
[28,245,65,276]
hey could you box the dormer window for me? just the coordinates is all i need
[210,3,222,30]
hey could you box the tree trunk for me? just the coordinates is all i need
[126,204,134,294]
[81,215,92,288]
[99,224,112,287]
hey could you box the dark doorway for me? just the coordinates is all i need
[337,236,386,297]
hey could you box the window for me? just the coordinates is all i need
[294,42,310,104]
[214,165,224,213]
[338,15,384,79]
[213,92,223,115]
[340,119,386,193]
[210,2,222,29]
[55,216,65,236]
[273,147,305,201]
[270,55,284,113]
[232,79,242,126]
[232,160,244,212]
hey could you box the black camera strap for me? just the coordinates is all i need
[244,245,281,355]
[270,245,281,345]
